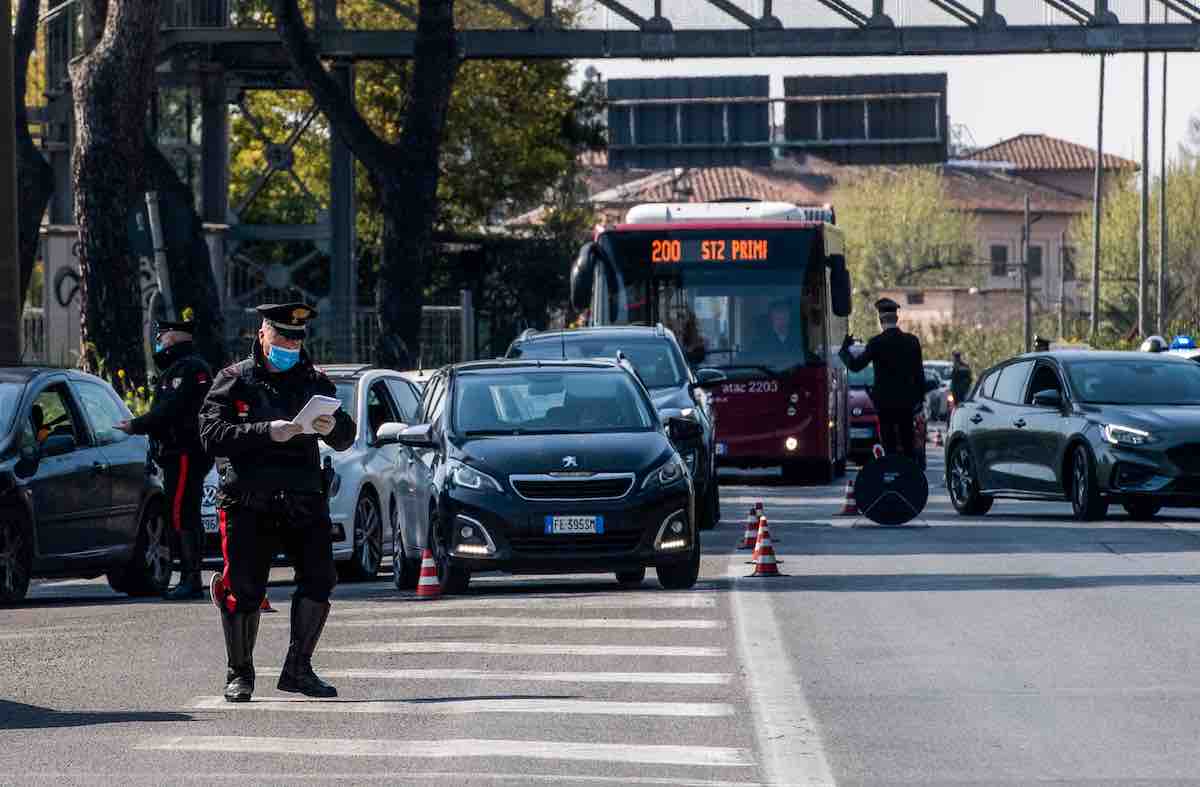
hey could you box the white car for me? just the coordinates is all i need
[201,366,429,584]
[923,360,953,420]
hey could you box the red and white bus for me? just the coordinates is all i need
[570,202,854,483]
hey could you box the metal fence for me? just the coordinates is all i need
[20,309,46,364]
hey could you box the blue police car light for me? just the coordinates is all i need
[1170,335,1197,350]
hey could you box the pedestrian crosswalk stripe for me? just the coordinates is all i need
[189,696,735,717]
[333,594,719,615]
[253,667,732,685]
[314,616,724,631]
[325,641,726,657]
[136,736,754,767]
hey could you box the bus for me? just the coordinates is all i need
[570,201,854,483]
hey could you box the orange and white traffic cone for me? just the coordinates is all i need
[748,518,781,577]
[739,508,758,550]
[260,595,275,612]
[415,548,441,600]
[838,479,859,516]
[872,443,885,460]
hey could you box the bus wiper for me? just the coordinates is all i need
[714,364,783,380]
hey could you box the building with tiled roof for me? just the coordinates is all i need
[964,133,1138,197]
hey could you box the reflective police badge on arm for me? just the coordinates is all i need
[291,395,341,434]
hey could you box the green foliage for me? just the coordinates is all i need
[83,347,153,416]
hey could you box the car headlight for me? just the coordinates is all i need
[1101,424,1155,447]
[642,455,686,490]
[447,459,504,492]
[851,407,863,416]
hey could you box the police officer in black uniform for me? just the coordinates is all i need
[115,316,213,600]
[839,298,926,459]
[199,303,355,702]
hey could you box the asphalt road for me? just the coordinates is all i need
[6,445,1200,786]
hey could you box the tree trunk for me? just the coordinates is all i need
[275,0,458,369]
[69,0,161,380]
[14,0,55,309]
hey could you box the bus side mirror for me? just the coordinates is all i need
[829,255,852,318]
[570,242,597,312]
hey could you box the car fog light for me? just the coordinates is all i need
[787,407,797,417]
[671,521,684,534]
[456,544,490,556]
[659,538,688,550]
[789,393,799,403]
[785,437,798,452]
[460,525,474,539]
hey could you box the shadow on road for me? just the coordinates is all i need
[0,700,191,731]
[728,572,1200,593]
[787,525,1200,557]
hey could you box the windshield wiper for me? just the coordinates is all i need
[712,364,783,380]
[464,429,523,437]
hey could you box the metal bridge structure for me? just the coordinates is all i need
[34,0,1200,360]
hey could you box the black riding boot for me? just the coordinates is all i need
[220,609,260,702]
[166,530,204,601]
[277,598,337,697]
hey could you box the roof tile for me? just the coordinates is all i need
[964,133,1138,172]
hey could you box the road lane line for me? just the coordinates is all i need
[313,616,723,630]
[251,667,732,685]
[333,595,719,614]
[325,641,726,657]
[136,736,754,767]
[189,696,734,717]
[730,563,836,786]
[71,770,760,786]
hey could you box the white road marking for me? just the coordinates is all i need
[325,641,726,657]
[136,736,754,767]
[315,616,723,631]
[333,594,719,614]
[60,771,760,786]
[731,562,837,786]
[252,667,731,685]
[190,696,734,717]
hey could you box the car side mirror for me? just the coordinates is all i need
[695,368,727,388]
[397,423,436,449]
[828,254,852,318]
[666,416,703,443]
[374,422,409,446]
[14,442,40,478]
[1032,389,1063,409]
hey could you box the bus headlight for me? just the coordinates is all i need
[785,437,798,452]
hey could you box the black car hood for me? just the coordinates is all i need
[455,432,674,477]
[649,386,693,414]
[1080,404,1200,433]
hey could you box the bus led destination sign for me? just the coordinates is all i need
[650,237,770,264]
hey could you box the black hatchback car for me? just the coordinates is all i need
[506,325,719,530]
[379,359,701,593]
[946,351,1200,521]
[0,367,170,602]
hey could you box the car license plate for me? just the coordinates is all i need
[851,427,876,439]
[715,443,728,456]
[545,515,604,535]
[202,515,218,534]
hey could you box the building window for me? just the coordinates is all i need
[990,244,1008,277]
[1027,245,1043,279]
[1062,246,1076,281]
[906,291,924,305]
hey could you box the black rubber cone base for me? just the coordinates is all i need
[853,455,929,526]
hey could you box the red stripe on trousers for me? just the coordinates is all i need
[218,508,237,614]
[172,453,190,533]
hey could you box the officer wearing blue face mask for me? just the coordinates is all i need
[199,302,355,703]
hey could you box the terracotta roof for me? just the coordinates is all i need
[941,166,1090,214]
[964,133,1138,172]
[588,164,835,208]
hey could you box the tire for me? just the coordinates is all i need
[1123,500,1162,520]
[917,449,928,471]
[339,490,384,582]
[0,506,33,604]
[430,510,470,595]
[391,506,419,590]
[1069,444,1109,522]
[615,568,646,587]
[697,481,720,531]
[657,532,700,590]
[107,499,172,597]
[947,442,994,517]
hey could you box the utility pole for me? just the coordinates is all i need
[1159,2,1169,336]
[1023,194,1032,353]
[1059,231,1068,340]
[1138,0,1150,338]
[0,0,20,365]
[1090,54,1105,343]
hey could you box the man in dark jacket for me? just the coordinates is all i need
[199,302,355,703]
[115,316,213,600]
[839,298,925,459]
[949,350,972,414]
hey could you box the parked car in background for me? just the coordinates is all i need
[0,367,169,603]
[924,361,953,420]
[847,361,930,469]
[201,366,428,586]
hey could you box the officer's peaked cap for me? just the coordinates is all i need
[257,302,318,339]
[874,297,900,315]
[154,318,194,334]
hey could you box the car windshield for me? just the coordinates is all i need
[1065,359,1200,405]
[512,338,686,389]
[333,382,356,415]
[847,366,875,388]
[0,383,23,436]
[454,370,656,435]
[926,364,953,381]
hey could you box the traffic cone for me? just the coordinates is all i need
[415,548,441,599]
[748,518,780,577]
[260,595,275,613]
[872,443,885,459]
[838,479,859,516]
[739,508,758,550]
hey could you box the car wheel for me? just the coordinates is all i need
[108,499,172,596]
[615,568,646,587]
[339,491,384,582]
[657,532,700,590]
[1069,444,1109,522]
[947,442,993,517]
[430,510,470,594]
[391,507,420,590]
[1123,500,1162,520]
[0,507,33,604]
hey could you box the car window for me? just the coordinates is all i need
[333,382,356,416]
[27,384,82,450]
[1025,362,1064,403]
[1065,359,1200,405]
[366,381,400,436]
[386,379,421,423]
[453,370,656,435]
[75,381,131,445]
[991,361,1034,404]
[416,375,442,423]
[0,382,22,437]
[512,337,686,389]
[978,369,998,400]
[420,374,447,427]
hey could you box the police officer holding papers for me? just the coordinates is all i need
[839,298,926,460]
[199,303,355,702]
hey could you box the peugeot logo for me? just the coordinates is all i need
[562,456,578,469]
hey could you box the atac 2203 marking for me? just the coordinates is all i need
[721,381,780,395]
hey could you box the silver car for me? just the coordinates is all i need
[201,366,428,584]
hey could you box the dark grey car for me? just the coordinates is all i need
[0,367,169,602]
[945,351,1200,521]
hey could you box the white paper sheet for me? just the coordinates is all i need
[291,395,342,434]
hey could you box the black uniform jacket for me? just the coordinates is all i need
[129,342,212,457]
[199,341,355,499]
[839,327,925,411]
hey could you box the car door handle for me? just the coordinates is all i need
[1013,419,1027,428]
[91,462,109,475]
[969,414,983,424]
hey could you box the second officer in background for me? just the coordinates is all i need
[115,314,213,601]
[199,303,355,702]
